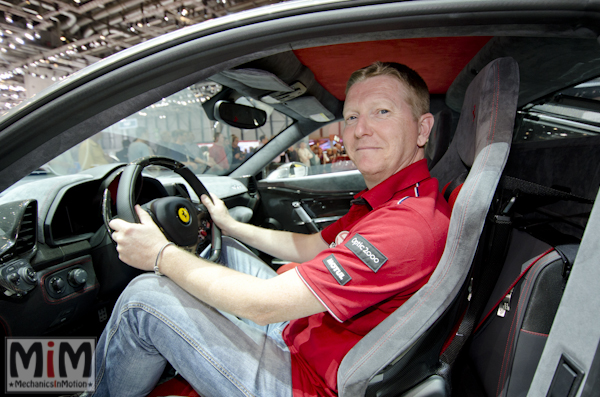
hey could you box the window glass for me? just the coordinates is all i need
[42,81,291,176]
[514,77,600,142]
[264,121,357,180]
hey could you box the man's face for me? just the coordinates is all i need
[342,75,432,188]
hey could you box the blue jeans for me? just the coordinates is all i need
[92,237,292,397]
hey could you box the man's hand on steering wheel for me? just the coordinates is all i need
[200,193,237,236]
[109,205,170,272]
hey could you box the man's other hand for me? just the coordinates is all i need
[201,193,237,235]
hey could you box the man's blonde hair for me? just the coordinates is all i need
[346,61,430,120]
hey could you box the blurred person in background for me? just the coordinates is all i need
[209,132,230,172]
[297,141,314,166]
[231,134,247,167]
[128,131,153,162]
[79,133,112,170]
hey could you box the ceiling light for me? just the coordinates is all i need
[0,48,6,53]
[99,35,106,40]
[34,32,40,39]
[60,36,66,41]
[5,14,13,24]
[15,37,24,45]
[26,21,33,29]
[5,30,12,35]
[8,43,15,49]
[181,8,188,16]
[24,33,34,40]
[137,22,143,28]
[35,14,43,20]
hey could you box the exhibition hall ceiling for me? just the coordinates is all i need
[0,0,279,110]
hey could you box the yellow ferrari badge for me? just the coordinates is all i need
[178,207,190,224]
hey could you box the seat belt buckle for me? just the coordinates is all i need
[497,288,514,317]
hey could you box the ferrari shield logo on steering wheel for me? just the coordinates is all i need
[177,207,191,224]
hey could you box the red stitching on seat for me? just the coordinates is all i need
[521,329,549,338]
[474,248,554,334]
[496,250,555,396]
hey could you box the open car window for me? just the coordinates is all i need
[41,81,292,177]
[515,76,600,142]
[264,121,357,180]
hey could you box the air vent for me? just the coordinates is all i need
[13,201,37,256]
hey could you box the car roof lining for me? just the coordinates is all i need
[292,36,494,99]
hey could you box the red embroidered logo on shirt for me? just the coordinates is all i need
[330,230,350,248]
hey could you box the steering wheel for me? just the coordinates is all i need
[102,156,221,262]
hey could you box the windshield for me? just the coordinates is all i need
[40,81,291,177]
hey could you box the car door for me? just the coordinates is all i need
[256,168,365,234]
[254,131,365,235]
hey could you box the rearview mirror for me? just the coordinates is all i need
[214,100,267,129]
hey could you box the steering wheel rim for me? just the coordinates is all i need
[104,156,221,262]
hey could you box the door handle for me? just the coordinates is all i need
[292,201,320,233]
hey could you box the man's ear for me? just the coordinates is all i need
[417,113,435,148]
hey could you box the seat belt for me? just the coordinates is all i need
[440,207,513,366]
[501,176,593,204]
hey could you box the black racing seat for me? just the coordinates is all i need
[425,108,453,170]
[337,57,520,397]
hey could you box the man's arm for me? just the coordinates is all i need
[160,246,324,325]
[109,206,326,325]
[201,193,329,264]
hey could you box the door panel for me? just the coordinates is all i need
[256,169,366,234]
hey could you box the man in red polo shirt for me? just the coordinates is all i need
[98,62,450,397]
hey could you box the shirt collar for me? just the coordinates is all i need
[354,159,431,210]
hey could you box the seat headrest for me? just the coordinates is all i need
[431,57,520,187]
[455,57,519,167]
